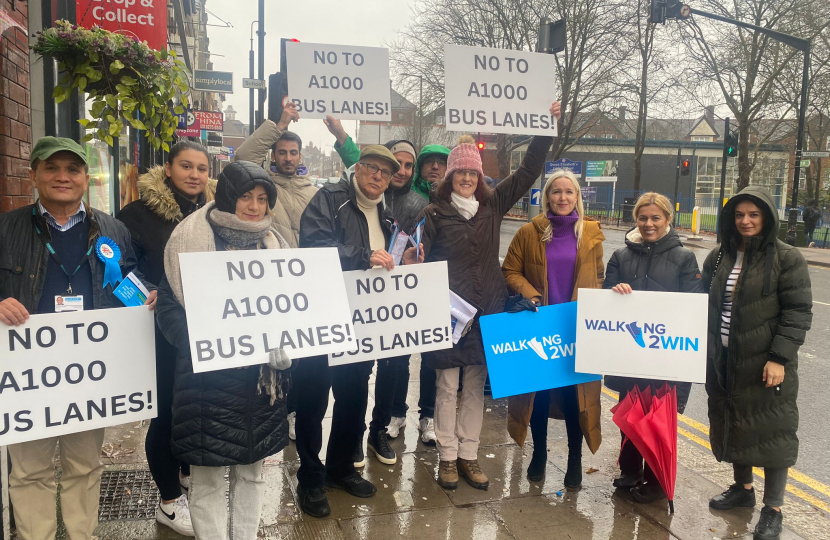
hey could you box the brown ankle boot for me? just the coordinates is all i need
[437,460,458,489]
[457,458,489,490]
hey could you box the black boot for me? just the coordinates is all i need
[527,447,547,482]
[564,452,582,488]
[298,485,331,518]
[753,506,783,540]
[709,483,756,510]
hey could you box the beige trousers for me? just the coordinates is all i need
[8,428,106,540]
[434,365,488,461]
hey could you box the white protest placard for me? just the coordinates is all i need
[575,289,707,383]
[0,307,157,446]
[178,248,353,373]
[286,42,391,121]
[329,262,453,366]
[444,44,558,136]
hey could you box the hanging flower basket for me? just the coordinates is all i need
[31,20,190,151]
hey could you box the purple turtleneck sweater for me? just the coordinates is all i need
[546,210,578,305]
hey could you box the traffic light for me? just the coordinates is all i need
[649,0,667,24]
[681,159,691,176]
[477,141,485,152]
[650,0,690,23]
[725,132,738,158]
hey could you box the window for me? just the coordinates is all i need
[510,151,526,174]
[601,133,616,139]
[694,156,738,198]
[691,136,712,142]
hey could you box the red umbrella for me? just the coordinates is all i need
[639,384,678,513]
[611,386,660,488]
[612,384,679,514]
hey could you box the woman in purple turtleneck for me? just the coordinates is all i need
[502,170,606,487]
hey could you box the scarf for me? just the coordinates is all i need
[355,184,386,251]
[206,206,273,249]
[451,192,479,220]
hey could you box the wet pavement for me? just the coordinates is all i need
[87,350,828,540]
[59,220,829,539]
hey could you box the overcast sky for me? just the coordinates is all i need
[206,0,415,153]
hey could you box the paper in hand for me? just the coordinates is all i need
[113,272,151,307]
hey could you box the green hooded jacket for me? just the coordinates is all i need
[702,185,812,468]
[411,144,451,200]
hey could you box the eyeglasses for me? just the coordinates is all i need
[359,162,393,181]
[423,157,447,167]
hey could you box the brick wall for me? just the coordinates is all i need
[0,0,31,213]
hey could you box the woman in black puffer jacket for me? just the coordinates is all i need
[702,187,811,540]
[603,192,703,504]
[156,161,292,540]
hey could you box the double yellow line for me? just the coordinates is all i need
[600,387,830,514]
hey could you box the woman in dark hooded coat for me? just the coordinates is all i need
[702,186,812,540]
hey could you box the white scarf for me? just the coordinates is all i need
[451,192,479,220]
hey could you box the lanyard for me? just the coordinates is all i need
[32,209,93,295]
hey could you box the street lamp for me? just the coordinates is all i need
[249,20,258,135]
[400,73,424,152]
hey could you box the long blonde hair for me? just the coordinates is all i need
[540,169,585,246]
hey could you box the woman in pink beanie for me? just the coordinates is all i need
[406,102,561,491]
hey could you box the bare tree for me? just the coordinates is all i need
[678,0,830,191]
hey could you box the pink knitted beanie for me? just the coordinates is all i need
[445,143,484,184]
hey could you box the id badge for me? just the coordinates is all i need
[55,295,84,312]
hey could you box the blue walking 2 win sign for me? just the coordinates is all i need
[480,302,601,399]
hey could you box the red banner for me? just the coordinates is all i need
[194,111,224,132]
[76,0,168,51]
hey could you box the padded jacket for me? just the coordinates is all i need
[602,227,703,409]
[702,186,812,468]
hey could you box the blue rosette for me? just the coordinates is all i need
[95,236,123,289]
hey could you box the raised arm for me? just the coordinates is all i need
[235,103,300,166]
[325,115,360,169]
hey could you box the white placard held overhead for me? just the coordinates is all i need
[329,262,453,366]
[178,248,353,373]
[0,307,157,446]
[575,289,707,383]
[444,44,558,136]
[286,42,391,121]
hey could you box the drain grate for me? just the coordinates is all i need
[98,469,159,521]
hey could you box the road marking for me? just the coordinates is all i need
[601,387,830,507]
[813,300,830,306]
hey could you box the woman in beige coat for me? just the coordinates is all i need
[502,170,604,487]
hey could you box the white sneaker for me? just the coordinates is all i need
[386,416,406,439]
[288,411,297,441]
[179,474,191,492]
[156,494,194,537]
[419,417,437,445]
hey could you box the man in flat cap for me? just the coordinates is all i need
[0,136,154,540]
[294,145,422,517]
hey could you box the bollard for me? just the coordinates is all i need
[688,206,703,240]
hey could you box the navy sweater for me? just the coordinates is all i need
[36,219,94,314]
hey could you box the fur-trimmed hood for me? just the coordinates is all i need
[138,166,217,222]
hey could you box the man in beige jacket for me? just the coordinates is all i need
[234,103,316,248]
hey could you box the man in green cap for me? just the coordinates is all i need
[293,144,423,518]
[0,136,154,540]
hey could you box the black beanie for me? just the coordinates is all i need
[215,161,278,213]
